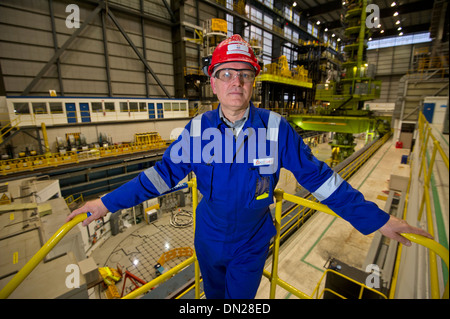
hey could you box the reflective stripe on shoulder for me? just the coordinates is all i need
[267,111,281,142]
[312,172,344,201]
[190,114,203,137]
[143,166,170,195]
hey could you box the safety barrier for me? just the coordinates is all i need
[389,112,449,299]
[274,133,391,249]
[0,151,79,174]
[417,112,449,219]
[0,180,200,299]
[311,269,388,299]
[2,174,447,299]
[0,115,21,144]
[65,194,84,206]
[0,140,169,175]
[408,56,449,78]
[264,189,449,299]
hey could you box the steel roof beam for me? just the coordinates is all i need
[21,4,103,96]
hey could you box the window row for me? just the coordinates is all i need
[12,101,187,115]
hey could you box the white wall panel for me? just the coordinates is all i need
[367,43,430,104]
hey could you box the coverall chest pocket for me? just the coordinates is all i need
[247,168,274,209]
[194,163,213,201]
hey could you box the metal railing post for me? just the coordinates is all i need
[189,178,201,299]
[269,189,284,298]
[423,177,440,298]
[419,127,431,178]
[418,140,440,220]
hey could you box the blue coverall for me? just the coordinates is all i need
[101,102,390,299]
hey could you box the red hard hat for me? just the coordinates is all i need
[208,34,261,77]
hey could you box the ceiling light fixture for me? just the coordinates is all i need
[396,20,401,25]
[393,12,399,16]
[399,32,403,36]
[391,2,397,7]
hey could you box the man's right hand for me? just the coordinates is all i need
[65,198,109,226]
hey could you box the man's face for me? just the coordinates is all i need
[210,62,255,113]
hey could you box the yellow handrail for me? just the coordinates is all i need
[122,255,195,299]
[2,176,447,299]
[311,269,388,299]
[283,191,340,218]
[262,269,312,299]
[274,133,390,248]
[404,234,449,299]
[413,112,449,298]
[0,212,89,299]
[121,178,200,299]
[0,179,200,300]
[389,153,414,299]
[0,116,21,143]
[0,139,170,176]
[263,188,450,299]
[65,194,84,206]
[402,233,449,273]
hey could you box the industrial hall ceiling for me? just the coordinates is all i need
[290,0,448,41]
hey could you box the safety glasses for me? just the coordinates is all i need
[213,68,256,83]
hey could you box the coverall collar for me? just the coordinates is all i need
[207,101,266,131]
[218,104,249,128]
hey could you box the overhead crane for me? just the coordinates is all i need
[287,0,391,163]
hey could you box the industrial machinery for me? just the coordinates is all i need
[257,54,314,110]
[202,18,228,58]
[260,55,313,83]
[289,0,391,163]
[315,0,381,115]
[183,18,228,100]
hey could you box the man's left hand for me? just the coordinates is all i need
[378,215,433,246]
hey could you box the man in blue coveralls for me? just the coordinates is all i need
[66,35,431,299]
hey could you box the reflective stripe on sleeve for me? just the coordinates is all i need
[143,166,170,195]
[312,172,344,201]
[190,114,203,137]
[267,111,281,142]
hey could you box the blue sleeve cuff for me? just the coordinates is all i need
[321,180,390,235]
